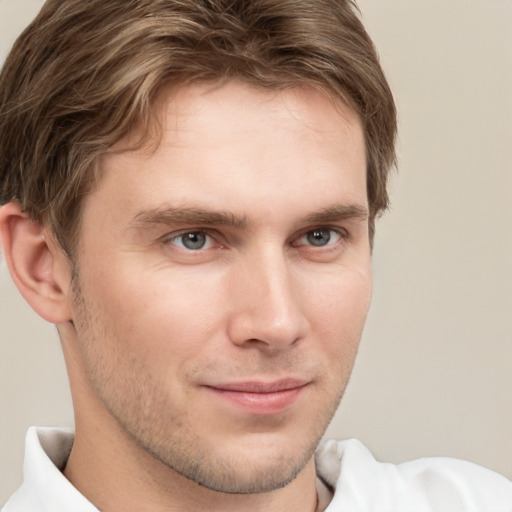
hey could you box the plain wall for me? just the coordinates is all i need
[1,0,511,504]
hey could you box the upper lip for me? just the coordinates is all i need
[206,378,309,393]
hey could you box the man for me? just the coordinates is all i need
[0,0,510,510]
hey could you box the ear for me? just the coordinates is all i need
[0,202,73,324]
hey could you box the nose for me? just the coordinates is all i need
[226,247,308,350]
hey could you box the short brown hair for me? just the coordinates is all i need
[0,0,396,256]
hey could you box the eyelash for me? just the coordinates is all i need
[163,227,348,252]
[165,230,219,251]
[292,227,346,249]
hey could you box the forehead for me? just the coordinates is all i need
[93,81,367,226]
[115,81,363,161]
[158,81,363,158]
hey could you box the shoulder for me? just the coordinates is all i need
[316,438,512,512]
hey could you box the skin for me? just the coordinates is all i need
[0,82,371,512]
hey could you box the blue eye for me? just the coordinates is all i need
[168,231,214,250]
[298,228,341,247]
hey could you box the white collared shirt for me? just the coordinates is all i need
[3,427,512,511]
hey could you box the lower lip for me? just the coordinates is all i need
[205,386,306,415]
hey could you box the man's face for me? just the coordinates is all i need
[67,82,371,493]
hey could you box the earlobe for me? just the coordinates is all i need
[0,202,73,324]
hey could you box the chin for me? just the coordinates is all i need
[138,426,319,495]
[178,449,314,494]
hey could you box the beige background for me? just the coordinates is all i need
[1,0,511,504]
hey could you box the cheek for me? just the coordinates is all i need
[307,264,372,318]
[87,265,228,361]
[304,268,372,352]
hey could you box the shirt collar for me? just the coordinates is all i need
[5,427,97,511]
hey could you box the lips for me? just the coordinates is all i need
[203,378,309,415]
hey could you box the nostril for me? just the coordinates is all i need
[226,303,306,350]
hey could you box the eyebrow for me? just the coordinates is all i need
[131,203,368,231]
[132,206,248,229]
[303,204,369,224]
